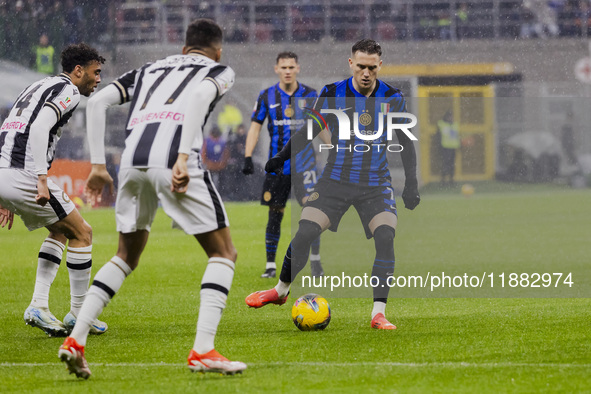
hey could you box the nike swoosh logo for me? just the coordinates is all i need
[270,103,281,109]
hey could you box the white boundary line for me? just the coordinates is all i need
[1,362,590,368]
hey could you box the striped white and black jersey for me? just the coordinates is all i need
[112,54,234,169]
[0,73,80,171]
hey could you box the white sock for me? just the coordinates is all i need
[274,280,291,298]
[371,301,387,319]
[70,256,132,346]
[266,262,276,270]
[194,257,235,354]
[66,245,92,316]
[31,238,65,309]
[310,254,321,262]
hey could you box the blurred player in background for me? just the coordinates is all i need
[246,39,420,329]
[242,52,324,279]
[0,44,106,337]
[58,19,246,379]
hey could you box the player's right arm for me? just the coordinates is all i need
[173,66,235,192]
[242,91,267,175]
[265,87,328,174]
[173,80,217,193]
[242,121,262,174]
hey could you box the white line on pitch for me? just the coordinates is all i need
[1,362,590,368]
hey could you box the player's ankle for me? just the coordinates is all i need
[275,281,290,297]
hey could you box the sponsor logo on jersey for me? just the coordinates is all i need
[0,121,28,131]
[129,111,185,127]
[272,118,305,127]
[59,101,67,109]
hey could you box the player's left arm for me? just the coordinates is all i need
[85,84,122,204]
[29,107,59,206]
[393,97,420,210]
[31,85,82,206]
[0,203,14,230]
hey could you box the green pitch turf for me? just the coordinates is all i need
[1,186,590,392]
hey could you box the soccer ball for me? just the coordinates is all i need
[291,294,331,331]
[461,183,475,197]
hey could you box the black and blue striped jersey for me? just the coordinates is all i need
[315,77,407,186]
[251,82,317,175]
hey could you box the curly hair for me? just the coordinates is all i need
[61,43,105,73]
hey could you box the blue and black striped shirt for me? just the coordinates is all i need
[252,82,317,175]
[315,77,407,186]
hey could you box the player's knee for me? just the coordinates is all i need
[374,225,395,248]
[294,220,322,246]
[73,220,93,245]
[225,245,238,262]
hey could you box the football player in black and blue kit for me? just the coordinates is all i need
[246,39,420,330]
[243,52,324,279]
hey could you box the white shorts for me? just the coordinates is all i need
[0,168,76,231]
[115,167,229,235]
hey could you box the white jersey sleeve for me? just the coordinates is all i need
[204,66,235,98]
[29,107,59,175]
[43,83,81,122]
[86,84,124,164]
[111,66,146,104]
[178,80,218,155]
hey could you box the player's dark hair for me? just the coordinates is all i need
[276,51,298,64]
[351,39,382,57]
[185,18,223,50]
[61,43,105,73]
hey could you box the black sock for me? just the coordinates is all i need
[265,209,284,264]
[310,236,320,259]
[372,225,395,302]
[279,220,322,283]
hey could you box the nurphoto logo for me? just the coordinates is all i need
[304,105,418,153]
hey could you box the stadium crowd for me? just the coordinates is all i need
[2,0,591,63]
[0,0,113,68]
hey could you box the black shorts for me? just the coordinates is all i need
[260,173,291,207]
[292,169,319,206]
[261,170,319,208]
[303,177,397,239]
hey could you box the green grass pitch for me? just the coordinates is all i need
[0,186,590,392]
